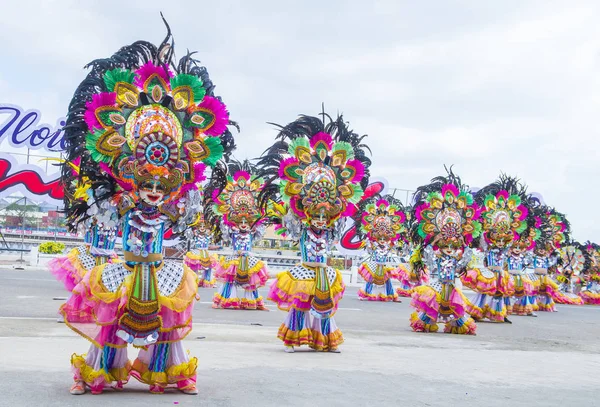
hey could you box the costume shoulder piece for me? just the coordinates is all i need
[257,113,371,233]
[61,17,236,230]
[412,167,482,249]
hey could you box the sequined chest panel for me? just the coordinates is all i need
[232,232,253,254]
[193,234,211,250]
[300,228,332,264]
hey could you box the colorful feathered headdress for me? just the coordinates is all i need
[211,160,265,229]
[257,113,371,229]
[476,175,529,248]
[357,195,408,243]
[412,167,482,249]
[62,17,236,226]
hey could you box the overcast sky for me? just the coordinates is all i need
[1,0,599,241]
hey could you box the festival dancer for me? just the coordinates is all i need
[532,208,569,312]
[553,243,586,305]
[59,22,235,395]
[396,244,429,297]
[462,176,529,324]
[258,113,371,352]
[408,168,479,335]
[579,241,600,304]
[355,195,409,302]
[506,217,541,317]
[209,160,270,310]
[184,211,217,288]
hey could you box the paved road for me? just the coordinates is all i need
[1,269,599,407]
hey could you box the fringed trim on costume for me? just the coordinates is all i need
[131,357,197,386]
[512,303,534,316]
[444,317,477,335]
[409,312,439,333]
[277,324,344,351]
[268,269,345,312]
[71,353,131,386]
[536,296,556,312]
[212,293,266,310]
[396,287,413,297]
[552,291,584,305]
[579,291,600,305]
[198,276,217,288]
[464,301,506,322]
[357,288,398,302]
[461,268,497,295]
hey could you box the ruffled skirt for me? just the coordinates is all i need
[409,281,477,335]
[212,255,269,309]
[357,261,399,301]
[184,249,217,288]
[65,260,199,391]
[268,265,346,350]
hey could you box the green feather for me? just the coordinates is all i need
[103,69,135,92]
[170,74,206,103]
[85,130,112,163]
[348,184,363,204]
[471,221,483,238]
[288,138,310,156]
[332,141,355,160]
[201,137,224,167]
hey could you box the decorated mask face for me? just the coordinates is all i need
[139,179,168,206]
[309,209,331,230]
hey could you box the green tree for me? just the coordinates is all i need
[2,199,40,228]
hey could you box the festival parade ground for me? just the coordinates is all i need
[1,268,599,407]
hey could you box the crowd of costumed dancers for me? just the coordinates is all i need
[47,21,600,396]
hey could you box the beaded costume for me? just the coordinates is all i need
[409,169,479,335]
[209,160,270,310]
[58,22,235,395]
[462,176,529,323]
[579,242,600,305]
[531,208,569,312]
[259,113,371,352]
[355,195,409,302]
[183,211,217,288]
[553,243,586,305]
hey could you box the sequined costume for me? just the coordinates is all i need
[462,176,531,323]
[552,243,586,305]
[355,196,409,302]
[258,113,371,352]
[408,169,479,335]
[58,22,236,395]
[184,216,217,288]
[579,242,600,305]
[209,161,270,310]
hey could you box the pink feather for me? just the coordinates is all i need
[84,92,117,130]
[441,184,459,198]
[309,132,333,150]
[345,159,365,183]
[278,157,300,181]
[197,96,229,136]
[133,62,173,90]
[233,170,251,183]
